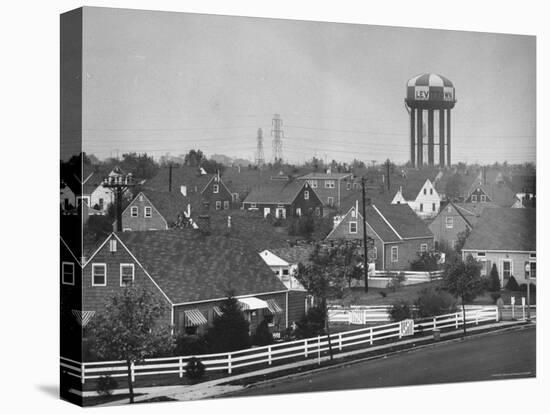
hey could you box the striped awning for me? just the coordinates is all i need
[184,309,207,327]
[213,306,223,317]
[238,297,269,311]
[266,299,283,314]
[72,310,95,327]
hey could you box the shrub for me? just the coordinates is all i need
[174,334,209,356]
[505,276,521,291]
[389,300,413,322]
[96,375,118,396]
[414,287,457,318]
[379,291,387,298]
[185,357,205,380]
[489,264,501,291]
[251,319,274,346]
[294,306,326,339]
[388,273,405,292]
[410,252,440,271]
[205,293,250,353]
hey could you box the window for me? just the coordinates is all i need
[423,188,427,195]
[309,180,318,188]
[530,253,536,258]
[130,206,138,217]
[419,203,424,212]
[327,197,334,207]
[471,194,478,202]
[391,246,399,262]
[215,201,221,210]
[250,203,257,208]
[123,228,132,232]
[304,190,309,200]
[502,260,512,279]
[282,268,290,276]
[138,194,144,201]
[62,262,75,285]
[477,252,486,257]
[99,198,104,208]
[296,208,302,216]
[349,221,358,234]
[213,184,219,193]
[432,203,436,211]
[446,216,454,229]
[447,206,452,213]
[480,195,486,202]
[325,180,335,189]
[430,188,433,195]
[109,239,117,252]
[420,244,428,253]
[346,183,351,190]
[315,207,321,216]
[223,201,229,209]
[92,264,106,286]
[527,262,536,279]
[373,247,377,259]
[120,264,135,286]
[144,206,152,218]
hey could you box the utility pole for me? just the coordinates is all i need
[385,159,391,192]
[168,163,173,192]
[361,176,369,293]
[102,167,135,232]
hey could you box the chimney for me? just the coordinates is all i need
[180,185,187,197]
[197,215,211,234]
[227,215,232,228]
[355,200,359,218]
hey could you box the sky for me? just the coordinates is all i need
[77,6,536,165]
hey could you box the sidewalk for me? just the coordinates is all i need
[97,320,533,406]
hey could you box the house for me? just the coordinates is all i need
[512,193,536,209]
[389,170,442,219]
[428,201,477,251]
[242,180,323,219]
[118,189,197,231]
[325,201,434,271]
[462,208,536,285]
[464,173,516,207]
[61,230,307,337]
[60,180,76,211]
[296,170,353,209]
[259,246,313,291]
[145,166,238,212]
[78,166,120,212]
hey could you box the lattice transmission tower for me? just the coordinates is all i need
[271,114,284,163]
[255,128,265,167]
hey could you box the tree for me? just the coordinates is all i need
[205,292,250,353]
[443,254,484,336]
[444,174,463,201]
[454,228,471,254]
[251,319,274,346]
[86,286,173,403]
[120,152,159,180]
[414,287,456,318]
[410,252,440,271]
[488,263,501,291]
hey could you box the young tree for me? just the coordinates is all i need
[205,292,250,353]
[86,286,173,403]
[454,228,471,254]
[489,263,501,292]
[443,254,484,336]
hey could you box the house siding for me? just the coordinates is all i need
[428,204,471,249]
[120,195,168,231]
[287,290,307,326]
[300,176,352,208]
[201,177,234,210]
[462,250,536,286]
[81,236,172,327]
[384,237,434,271]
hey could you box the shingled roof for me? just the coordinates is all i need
[463,208,536,252]
[116,230,288,304]
[144,166,213,194]
[243,180,309,205]
[139,189,189,225]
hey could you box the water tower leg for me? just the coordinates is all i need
[410,109,416,168]
[446,109,451,166]
[428,109,434,166]
[439,109,445,167]
[417,109,423,167]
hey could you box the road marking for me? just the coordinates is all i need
[491,372,532,377]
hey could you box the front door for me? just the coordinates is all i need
[501,260,512,285]
[276,208,286,219]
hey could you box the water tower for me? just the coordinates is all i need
[405,73,456,168]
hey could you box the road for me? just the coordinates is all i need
[233,327,536,397]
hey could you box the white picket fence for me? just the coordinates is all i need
[60,306,499,385]
[369,270,444,288]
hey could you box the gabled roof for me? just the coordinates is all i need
[270,245,315,266]
[137,190,189,225]
[466,180,516,207]
[390,169,440,200]
[243,180,312,205]
[463,208,536,252]
[144,166,213,194]
[116,230,288,304]
[432,201,474,229]
[326,202,433,243]
[297,172,352,180]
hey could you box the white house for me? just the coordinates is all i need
[60,181,76,211]
[391,178,441,219]
[258,249,307,291]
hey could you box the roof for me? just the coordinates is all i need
[467,180,516,207]
[139,189,189,224]
[270,245,314,266]
[463,208,536,252]
[297,172,352,180]
[116,230,288,304]
[144,166,213,194]
[243,180,308,205]
[390,169,440,200]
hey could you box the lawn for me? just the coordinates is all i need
[328,281,536,307]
